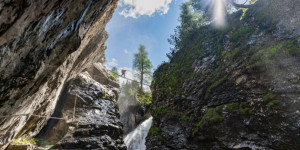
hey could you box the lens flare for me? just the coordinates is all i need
[213,0,226,28]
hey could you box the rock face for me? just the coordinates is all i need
[118,95,151,135]
[0,0,125,149]
[147,0,300,149]
[50,70,125,149]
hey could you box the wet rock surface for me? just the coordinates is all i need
[51,72,126,149]
[118,95,151,135]
[147,0,300,149]
[0,0,125,149]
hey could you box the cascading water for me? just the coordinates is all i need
[124,117,153,150]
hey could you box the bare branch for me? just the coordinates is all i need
[226,0,252,8]
[242,0,249,5]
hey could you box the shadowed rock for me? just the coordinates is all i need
[0,0,125,149]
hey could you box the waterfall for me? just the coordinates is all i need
[124,117,153,150]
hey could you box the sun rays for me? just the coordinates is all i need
[212,0,227,28]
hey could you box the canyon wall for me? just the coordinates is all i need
[0,0,125,149]
[147,0,300,149]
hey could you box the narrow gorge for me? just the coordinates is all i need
[0,0,299,150]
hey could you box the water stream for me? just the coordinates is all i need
[124,117,153,150]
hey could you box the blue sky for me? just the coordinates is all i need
[104,0,247,85]
[105,0,184,73]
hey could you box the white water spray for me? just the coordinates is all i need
[124,117,153,150]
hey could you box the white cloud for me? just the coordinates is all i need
[119,0,173,18]
[105,58,118,68]
[123,49,129,54]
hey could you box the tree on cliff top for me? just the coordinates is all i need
[168,1,204,60]
[167,0,257,60]
[133,44,153,92]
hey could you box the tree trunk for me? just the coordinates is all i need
[141,65,144,92]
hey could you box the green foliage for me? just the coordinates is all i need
[153,0,299,112]
[226,102,252,115]
[152,106,170,115]
[166,75,178,88]
[249,41,300,68]
[215,105,225,111]
[284,40,300,55]
[153,62,193,99]
[267,100,280,107]
[249,61,263,68]
[240,101,250,107]
[193,101,253,135]
[192,127,199,136]
[137,91,152,106]
[249,0,283,30]
[249,51,267,67]
[263,92,276,101]
[118,79,152,115]
[12,138,39,145]
[110,73,118,82]
[148,127,160,136]
[179,114,193,122]
[206,76,228,93]
[148,127,165,142]
[240,8,248,20]
[201,109,224,123]
[156,135,165,142]
[229,26,253,43]
[193,107,224,135]
[249,48,263,62]
[110,66,119,82]
[133,44,153,91]
[228,48,240,60]
[103,90,113,100]
[119,80,151,106]
[152,62,169,80]
[265,44,284,57]
[211,66,220,76]
[168,1,205,60]
[239,107,252,115]
[227,102,239,112]
[155,16,228,101]
[149,0,299,141]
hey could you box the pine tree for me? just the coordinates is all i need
[168,1,203,60]
[133,44,153,91]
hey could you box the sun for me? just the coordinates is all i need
[212,0,227,28]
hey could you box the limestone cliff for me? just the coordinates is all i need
[147,0,300,149]
[0,0,125,149]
